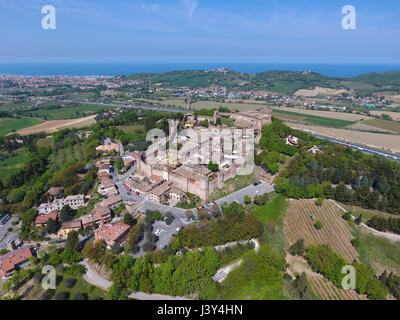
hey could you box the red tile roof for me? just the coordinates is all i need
[0,247,32,274]
[95,222,130,241]
[35,212,59,225]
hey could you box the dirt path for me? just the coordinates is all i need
[330,200,400,242]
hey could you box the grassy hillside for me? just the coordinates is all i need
[123,69,400,95]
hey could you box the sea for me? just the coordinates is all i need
[0,62,399,78]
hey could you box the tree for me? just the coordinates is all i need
[165,212,173,225]
[244,195,252,204]
[60,205,76,223]
[185,210,194,221]
[65,231,80,252]
[111,243,123,255]
[46,218,60,234]
[207,161,219,172]
[315,197,324,206]
[342,212,352,221]
[152,210,162,221]
[65,278,77,289]
[314,221,323,230]
[289,239,305,256]
[55,291,70,300]
[123,213,136,226]
[197,208,210,220]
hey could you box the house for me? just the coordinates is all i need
[93,205,112,224]
[38,195,86,214]
[98,179,116,196]
[0,247,33,278]
[98,195,123,210]
[46,187,64,201]
[169,187,185,202]
[96,143,120,154]
[81,213,101,228]
[35,212,60,227]
[148,182,172,204]
[58,220,82,238]
[286,135,300,147]
[94,222,131,248]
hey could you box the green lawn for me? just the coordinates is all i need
[50,142,88,169]
[53,272,108,300]
[273,110,356,127]
[116,125,145,134]
[252,194,289,227]
[0,118,43,136]
[37,136,55,149]
[352,227,400,275]
[0,149,28,180]
[209,174,258,202]
[21,104,106,120]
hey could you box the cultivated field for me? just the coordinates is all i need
[287,122,400,154]
[369,111,400,121]
[308,276,368,300]
[15,115,96,135]
[283,199,359,263]
[0,117,43,136]
[295,87,352,97]
[272,106,369,121]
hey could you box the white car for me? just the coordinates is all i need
[155,229,162,236]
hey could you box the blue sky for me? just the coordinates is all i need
[0,0,399,63]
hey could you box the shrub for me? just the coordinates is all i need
[289,239,306,256]
[152,211,162,221]
[342,212,352,221]
[351,238,361,248]
[54,291,70,300]
[314,221,323,230]
[315,197,324,206]
[73,293,89,300]
[65,278,77,289]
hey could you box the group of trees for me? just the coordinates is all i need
[305,244,388,300]
[275,142,400,214]
[367,216,400,234]
[170,202,263,250]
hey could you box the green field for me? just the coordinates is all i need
[273,110,356,127]
[52,272,108,300]
[252,194,288,227]
[20,103,106,120]
[37,136,55,149]
[353,227,400,275]
[116,125,145,134]
[208,174,258,202]
[0,118,43,136]
[0,149,28,180]
[50,142,89,169]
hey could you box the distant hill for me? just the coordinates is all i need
[122,69,400,95]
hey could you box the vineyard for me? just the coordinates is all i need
[308,276,368,300]
[284,199,358,263]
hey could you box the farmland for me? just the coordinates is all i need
[273,109,357,127]
[0,149,28,180]
[15,115,96,135]
[19,103,107,120]
[49,142,89,169]
[0,117,43,136]
[308,276,367,300]
[283,199,359,263]
[287,122,400,154]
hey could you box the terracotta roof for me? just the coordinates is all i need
[99,195,122,208]
[46,187,63,196]
[0,247,32,274]
[149,175,163,182]
[35,212,59,225]
[96,222,130,241]
[60,220,82,230]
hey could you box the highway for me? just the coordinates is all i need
[307,132,400,163]
[57,99,189,114]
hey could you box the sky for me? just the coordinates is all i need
[0,0,399,63]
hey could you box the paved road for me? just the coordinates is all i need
[59,99,189,114]
[303,131,400,163]
[0,216,19,250]
[81,259,190,300]
[214,181,274,206]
